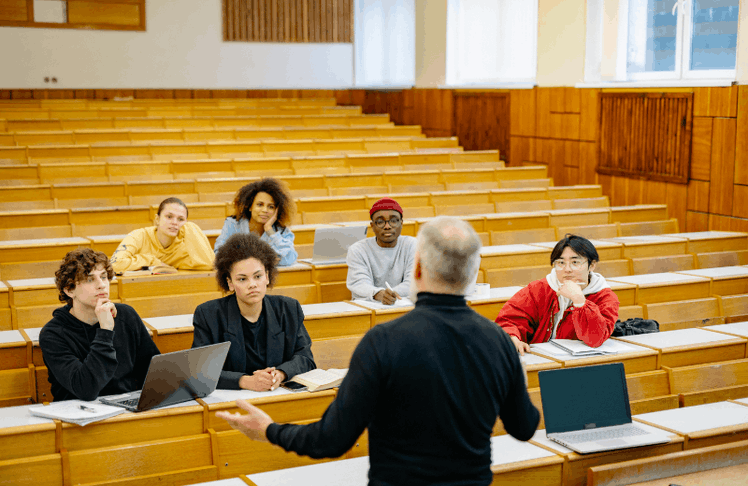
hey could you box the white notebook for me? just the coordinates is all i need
[29,400,125,426]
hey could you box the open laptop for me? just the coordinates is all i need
[538,362,671,454]
[100,342,230,412]
[298,225,369,265]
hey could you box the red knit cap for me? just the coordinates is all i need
[369,197,403,218]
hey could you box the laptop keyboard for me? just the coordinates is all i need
[556,424,649,444]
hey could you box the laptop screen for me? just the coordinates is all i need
[538,362,632,434]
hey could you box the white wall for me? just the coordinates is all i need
[0,0,353,89]
[536,0,586,86]
[414,0,447,87]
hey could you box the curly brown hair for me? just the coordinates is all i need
[214,233,279,292]
[233,178,296,228]
[55,248,114,305]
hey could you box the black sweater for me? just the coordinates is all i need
[267,292,540,486]
[39,304,160,402]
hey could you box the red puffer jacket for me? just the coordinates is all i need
[494,279,619,347]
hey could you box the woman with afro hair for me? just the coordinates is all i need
[214,178,298,266]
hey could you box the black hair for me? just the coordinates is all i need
[232,178,295,228]
[549,234,599,265]
[214,233,278,292]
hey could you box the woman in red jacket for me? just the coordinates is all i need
[495,234,619,354]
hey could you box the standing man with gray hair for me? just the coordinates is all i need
[217,216,540,486]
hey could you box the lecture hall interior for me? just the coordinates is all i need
[2,0,748,484]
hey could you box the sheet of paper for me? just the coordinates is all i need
[201,387,293,404]
[352,298,414,310]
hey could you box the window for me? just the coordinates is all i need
[585,0,739,83]
[446,0,537,86]
[353,0,415,87]
[627,0,739,80]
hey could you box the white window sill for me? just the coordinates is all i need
[439,82,536,90]
[576,79,734,88]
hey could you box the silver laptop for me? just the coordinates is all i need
[298,225,369,265]
[100,342,230,412]
[538,362,671,454]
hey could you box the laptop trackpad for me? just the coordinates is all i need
[598,439,627,447]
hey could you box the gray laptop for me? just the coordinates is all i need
[538,362,671,454]
[298,225,369,265]
[100,342,230,412]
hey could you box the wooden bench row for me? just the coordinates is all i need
[0,136,460,165]
[0,112,393,133]
[0,125,428,147]
[0,97,338,109]
[0,105,362,121]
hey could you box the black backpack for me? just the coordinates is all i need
[612,318,659,336]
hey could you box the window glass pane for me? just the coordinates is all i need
[690,0,739,70]
[446,0,537,84]
[627,0,678,73]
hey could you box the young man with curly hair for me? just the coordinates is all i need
[192,233,315,391]
[39,248,160,401]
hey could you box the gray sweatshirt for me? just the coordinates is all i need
[346,236,417,300]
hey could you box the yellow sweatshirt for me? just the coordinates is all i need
[111,222,214,273]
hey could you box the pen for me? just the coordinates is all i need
[385,281,393,292]
[79,404,97,413]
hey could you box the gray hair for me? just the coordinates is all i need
[417,216,482,294]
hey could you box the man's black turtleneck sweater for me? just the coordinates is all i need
[39,304,160,401]
[266,292,540,486]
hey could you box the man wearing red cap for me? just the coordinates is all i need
[346,197,417,305]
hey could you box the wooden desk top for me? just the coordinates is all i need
[0,403,56,430]
[529,424,683,459]
[530,339,659,373]
[608,272,710,287]
[604,235,686,245]
[6,277,57,289]
[624,462,748,486]
[301,302,371,318]
[246,456,369,486]
[0,330,26,346]
[0,237,90,249]
[465,286,523,304]
[676,266,748,279]
[480,244,551,256]
[704,321,748,339]
[668,230,747,240]
[490,433,561,467]
[21,327,41,343]
[143,314,193,331]
[634,401,748,436]
[200,388,295,406]
[617,328,746,350]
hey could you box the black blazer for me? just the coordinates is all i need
[192,293,316,389]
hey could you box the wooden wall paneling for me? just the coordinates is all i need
[579,141,599,185]
[708,86,739,117]
[686,211,709,231]
[733,185,748,219]
[611,175,629,206]
[579,88,600,142]
[174,90,193,98]
[9,90,33,99]
[65,0,145,28]
[709,213,735,231]
[452,92,509,156]
[535,88,551,138]
[735,86,748,185]
[625,177,645,206]
[564,87,581,113]
[565,166,580,184]
[691,117,713,181]
[509,89,536,137]
[563,140,579,168]
[666,181,687,230]
[708,117,736,216]
[693,87,710,116]
[94,89,135,99]
[135,90,175,99]
[597,173,613,203]
[0,1,29,22]
[537,138,566,186]
[687,179,710,213]
[561,113,580,140]
[548,87,565,113]
[508,137,536,167]
[0,90,10,100]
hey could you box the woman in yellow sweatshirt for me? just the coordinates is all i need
[111,197,214,274]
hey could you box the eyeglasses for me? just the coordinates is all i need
[552,259,587,270]
[373,217,402,228]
